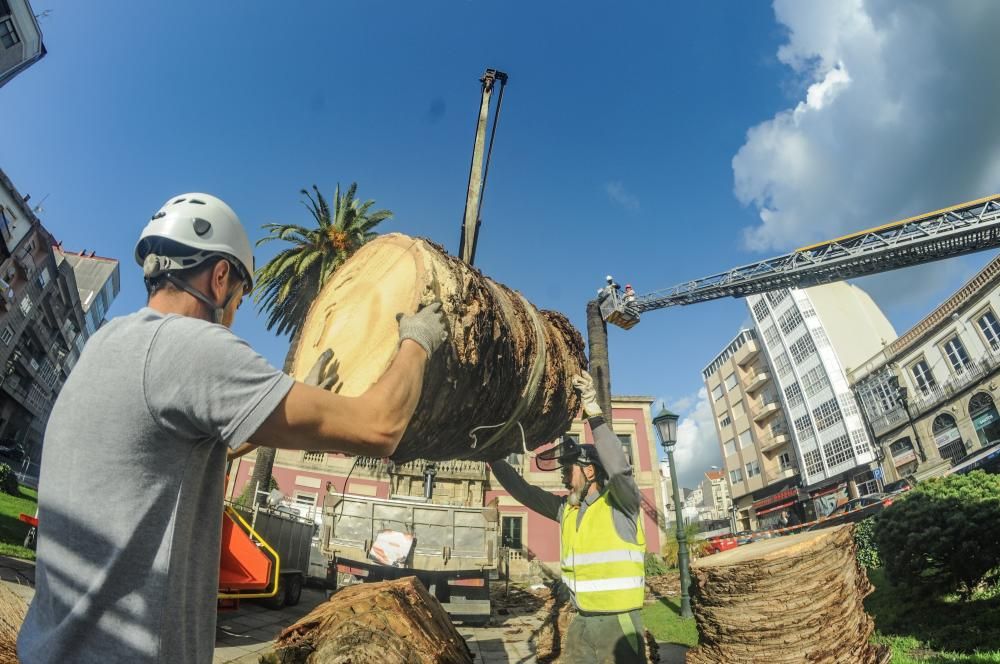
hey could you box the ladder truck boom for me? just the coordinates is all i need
[600,194,1000,329]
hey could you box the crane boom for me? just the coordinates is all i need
[601,194,1000,329]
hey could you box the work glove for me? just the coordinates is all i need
[572,371,603,418]
[303,349,339,391]
[397,301,448,356]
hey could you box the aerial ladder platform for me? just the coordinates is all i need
[600,194,1000,329]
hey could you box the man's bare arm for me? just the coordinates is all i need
[252,340,428,458]
[227,442,257,461]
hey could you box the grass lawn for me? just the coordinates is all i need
[642,596,697,647]
[866,569,1000,663]
[0,485,37,561]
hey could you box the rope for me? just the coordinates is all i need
[465,287,547,457]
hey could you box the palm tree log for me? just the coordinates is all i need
[686,525,890,664]
[290,233,586,462]
[269,576,473,664]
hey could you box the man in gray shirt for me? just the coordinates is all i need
[18,193,448,664]
[490,373,647,663]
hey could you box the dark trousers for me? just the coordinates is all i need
[563,609,647,663]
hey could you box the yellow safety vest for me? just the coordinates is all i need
[560,490,646,613]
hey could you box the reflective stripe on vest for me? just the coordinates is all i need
[560,490,646,613]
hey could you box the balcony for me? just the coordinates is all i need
[390,459,488,480]
[744,371,771,394]
[753,401,781,423]
[736,340,761,367]
[759,431,791,454]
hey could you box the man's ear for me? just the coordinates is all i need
[211,259,232,298]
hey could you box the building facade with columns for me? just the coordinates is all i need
[850,255,1000,481]
[227,396,667,581]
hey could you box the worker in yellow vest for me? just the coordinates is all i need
[490,372,647,663]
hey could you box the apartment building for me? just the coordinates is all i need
[228,396,668,582]
[748,283,897,519]
[57,247,120,339]
[703,328,799,531]
[0,169,118,474]
[850,255,1000,481]
[0,0,45,88]
[700,469,732,522]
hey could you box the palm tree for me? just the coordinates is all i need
[247,184,392,501]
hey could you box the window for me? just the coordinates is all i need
[718,414,732,429]
[837,393,860,418]
[36,267,50,289]
[763,326,780,348]
[712,385,724,401]
[822,434,853,467]
[303,451,325,462]
[778,309,803,336]
[501,515,523,549]
[294,492,317,507]
[801,366,830,398]
[765,289,788,307]
[794,414,814,440]
[19,295,31,316]
[943,336,971,373]
[778,452,794,470]
[0,18,18,49]
[731,400,745,419]
[618,434,634,466]
[789,334,817,364]
[729,468,743,484]
[738,429,753,449]
[803,449,823,476]
[812,398,843,431]
[801,304,817,318]
[773,352,792,377]
[723,439,736,456]
[745,460,761,478]
[784,382,803,408]
[812,327,831,348]
[978,311,1000,351]
[724,373,737,391]
[752,299,770,322]
[849,429,870,457]
[0,326,10,345]
[910,360,936,395]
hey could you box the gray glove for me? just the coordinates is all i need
[397,302,448,356]
[303,349,339,390]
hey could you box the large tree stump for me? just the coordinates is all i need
[291,233,587,462]
[269,576,473,664]
[686,525,890,664]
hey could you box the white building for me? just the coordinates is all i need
[0,0,45,88]
[748,283,897,517]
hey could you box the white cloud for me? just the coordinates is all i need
[663,388,723,489]
[605,181,640,211]
[734,0,1000,265]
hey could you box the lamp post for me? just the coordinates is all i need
[653,405,692,619]
[889,376,927,462]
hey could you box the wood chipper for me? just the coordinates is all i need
[217,501,315,611]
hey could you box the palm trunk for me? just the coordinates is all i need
[586,299,613,423]
[248,323,305,504]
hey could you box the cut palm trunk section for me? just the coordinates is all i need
[291,233,587,462]
[686,525,890,664]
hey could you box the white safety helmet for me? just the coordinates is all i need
[134,193,254,292]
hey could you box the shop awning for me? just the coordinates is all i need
[752,487,798,511]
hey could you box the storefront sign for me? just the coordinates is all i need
[973,409,998,429]
[934,427,962,448]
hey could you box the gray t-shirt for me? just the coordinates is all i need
[18,308,294,664]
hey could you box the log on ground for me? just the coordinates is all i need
[268,576,473,664]
[291,233,587,462]
[685,525,889,664]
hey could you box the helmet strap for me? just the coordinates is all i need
[164,274,240,325]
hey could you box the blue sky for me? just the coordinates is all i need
[4,1,1000,487]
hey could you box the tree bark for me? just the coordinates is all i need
[269,576,473,664]
[686,525,890,664]
[249,322,305,504]
[291,233,587,462]
[585,299,612,423]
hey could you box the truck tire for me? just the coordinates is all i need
[261,575,286,610]
[285,574,303,607]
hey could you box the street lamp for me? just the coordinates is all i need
[653,405,693,619]
[888,375,927,462]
